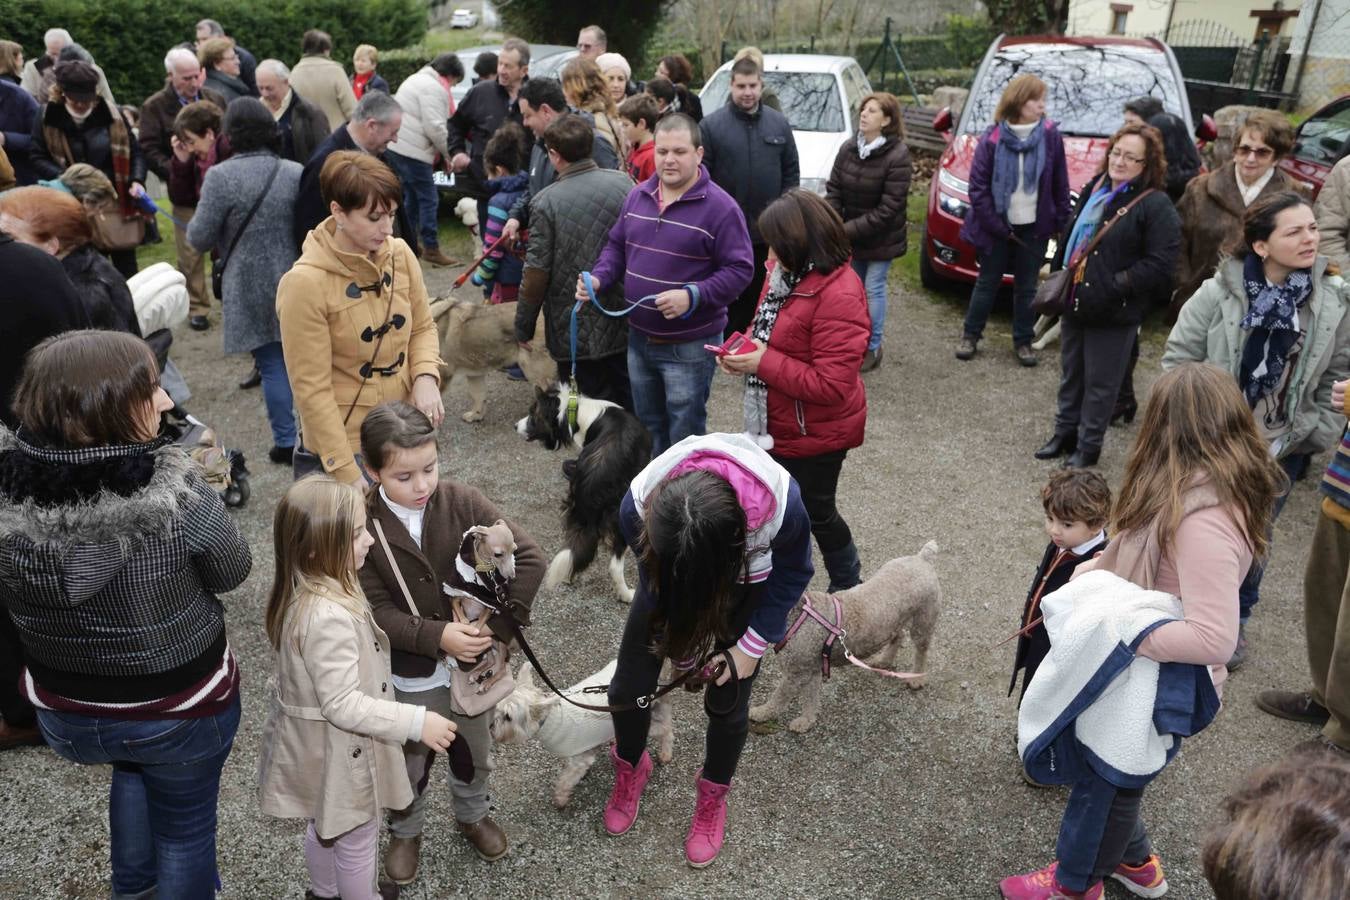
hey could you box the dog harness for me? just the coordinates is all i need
[774,593,927,683]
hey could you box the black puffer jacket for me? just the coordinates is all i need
[700,101,800,244]
[515,159,633,360]
[825,135,913,261]
[1053,174,1180,327]
[0,428,251,705]
[61,244,141,335]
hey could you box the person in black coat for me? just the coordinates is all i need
[1035,123,1180,468]
[699,57,800,336]
[0,230,88,751]
[1148,111,1202,204]
[1009,469,1111,702]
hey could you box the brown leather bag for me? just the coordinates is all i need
[89,209,146,252]
[1032,188,1157,317]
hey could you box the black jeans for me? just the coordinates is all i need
[609,582,762,785]
[725,243,770,338]
[774,450,854,556]
[1054,316,1137,454]
[556,353,633,412]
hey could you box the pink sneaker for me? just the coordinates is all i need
[684,774,731,868]
[1111,855,1169,897]
[999,862,1104,899]
[602,745,652,836]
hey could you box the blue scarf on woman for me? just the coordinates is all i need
[991,119,1046,218]
[1063,177,1134,264]
[1238,252,1313,407]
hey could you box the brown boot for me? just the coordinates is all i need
[422,246,460,267]
[457,815,509,861]
[383,835,421,885]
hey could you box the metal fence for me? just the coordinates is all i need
[1142,18,1296,114]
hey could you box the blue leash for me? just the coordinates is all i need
[570,271,698,383]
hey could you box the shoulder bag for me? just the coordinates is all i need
[1032,188,1157,317]
[212,158,281,300]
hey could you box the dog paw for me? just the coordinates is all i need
[617,586,634,604]
[906,675,927,690]
[657,744,674,765]
[748,703,769,723]
[551,790,572,809]
[787,715,816,733]
[461,410,485,423]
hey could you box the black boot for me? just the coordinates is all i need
[1034,432,1077,460]
[821,543,863,594]
[1063,447,1100,468]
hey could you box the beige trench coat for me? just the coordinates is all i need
[257,580,418,839]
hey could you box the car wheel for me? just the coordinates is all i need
[918,225,945,292]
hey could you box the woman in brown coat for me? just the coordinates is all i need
[1173,109,1307,316]
[276,151,443,485]
[825,92,913,371]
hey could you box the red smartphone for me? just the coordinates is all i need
[704,331,755,356]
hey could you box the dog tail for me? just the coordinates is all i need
[427,296,453,323]
[544,549,575,590]
[918,540,940,563]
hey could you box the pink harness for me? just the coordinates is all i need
[774,594,926,683]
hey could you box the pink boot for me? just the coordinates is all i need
[684,774,731,868]
[603,745,652,836]
[999,862,1103,899]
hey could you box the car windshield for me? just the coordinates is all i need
[701,71,844,132]
[1292,100,1350,166]
[962,44,1185,136]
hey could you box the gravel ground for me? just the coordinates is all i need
[0,248,1326,899]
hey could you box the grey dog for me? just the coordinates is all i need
[750,541,941,733]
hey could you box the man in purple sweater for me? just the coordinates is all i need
[577,114,753,453]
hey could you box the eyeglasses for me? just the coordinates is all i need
[1235,144,1275,160]
[1108,149,1144,164]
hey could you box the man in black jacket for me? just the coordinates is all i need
[292,90,416,253]
[0,231,89,751]
[256,59,331,165]
[447,37,529,226]
[700,56,799,335]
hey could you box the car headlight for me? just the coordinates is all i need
[800,177,827,196]
[938,168,968,194]
[938,191,968,219]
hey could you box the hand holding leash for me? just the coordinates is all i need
[714,645,758,686]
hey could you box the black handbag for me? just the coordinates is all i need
[1032,188,1157,318]
[212,159,280,300]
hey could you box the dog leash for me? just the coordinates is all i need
[454,232,516,289]
[990,549,1072,650]
[776,594,927,683]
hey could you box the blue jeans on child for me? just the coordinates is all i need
[1238,452,1311,620]
[627,329,719,455]
[386,151,439,251]
[36,694,241,900]
[851,258,893,352]
[1055,772,1151,891]
[251,341,296,449]
[963,225,1046,349]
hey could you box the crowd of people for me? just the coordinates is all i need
[1,16,1349,900]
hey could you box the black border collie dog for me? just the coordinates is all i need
[516,383,651,602]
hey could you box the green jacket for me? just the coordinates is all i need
[1162,255,1350,458]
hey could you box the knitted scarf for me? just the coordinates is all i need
[857,133,886,159]
[1238,252,1313,407]
[991,119,1045,218]
[742,261,810,449]
[43,101,135,215]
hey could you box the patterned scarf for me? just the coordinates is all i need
[1238,252,1313,407]
[991,118,1045,218]
[1063,178,1133,265]
[742,261,811,449]
[857,133,886,159]
[42,100,135,215]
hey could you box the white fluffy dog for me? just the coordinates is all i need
[490,661,674,808]
[454,196,479,233]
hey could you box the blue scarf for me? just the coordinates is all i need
[1063,178,1134,264]
[991,119,1046,219]
[1238,252,1313,407]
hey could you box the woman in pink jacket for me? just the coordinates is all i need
[999,362,1283,900]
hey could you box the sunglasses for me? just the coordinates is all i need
[1235,144,1275,160]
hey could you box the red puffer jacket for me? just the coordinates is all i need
[755,262,869,458]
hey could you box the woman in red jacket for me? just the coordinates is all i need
[720,189,870,591]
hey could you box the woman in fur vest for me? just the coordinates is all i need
[276,150,443,485]
[825,91,912,372]
[720,189,869,592]
[0,330,252,898]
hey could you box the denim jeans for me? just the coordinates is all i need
[627,329,719,455]
[251,341,296,449]
[36,694,241,899]
[851,258,893,352]
[1238,452,1311,620]
[1055,772,1151,891]
[386,151,439,250]
[962,225,1046,348]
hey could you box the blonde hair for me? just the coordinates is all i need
[58,163,117,211]
[353,44,378,65]
[995,74,1046,124]
[1113,363,1283,559]
[198,37,235,71]
[265,477,368,649]
[560,56,616,117]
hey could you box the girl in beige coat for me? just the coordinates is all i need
[257,477,458,900]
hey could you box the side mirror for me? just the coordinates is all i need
[1196,114,1218,143]
[932,107,953,133]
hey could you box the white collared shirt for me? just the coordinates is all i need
[379,487,451,693]
[380,486,425,549]
[1236,166,1275,206]
[1072,529,1107,556]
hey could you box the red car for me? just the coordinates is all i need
[920,34,1215,290]
[1279,95,1350,200]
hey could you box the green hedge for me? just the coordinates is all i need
[3,0,427,106]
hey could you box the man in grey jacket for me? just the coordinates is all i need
[700,56,799,335]
[515,114,634,409]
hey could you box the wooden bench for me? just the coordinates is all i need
[902,105,947,154]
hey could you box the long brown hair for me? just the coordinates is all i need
[640,471,748,662]
[0,41,23,79]
[560,56,616,117]
[265,477,367,650]
[1113,363,1282,559]
[1096,122,1167,191]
